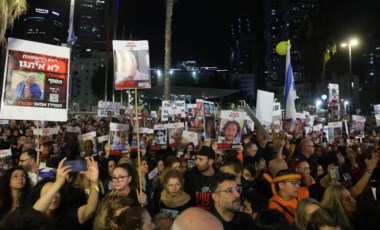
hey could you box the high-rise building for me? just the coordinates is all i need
[367,46,380,84]
[75,0,106,45]
[11,0,70,46]
[264,0,319,82]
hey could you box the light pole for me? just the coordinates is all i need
[316,100,322,115]
[344,101,349,114]
[341,39,358,112]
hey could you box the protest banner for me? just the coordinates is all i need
[152,124,167,150]
[109,123,129,155]
[113,40,151,89]
[98,101,126,117]
[328,121,342,142]
[217,110,246,150]
[78,131,97,157]
[0,38,70,121]
[350,115,366,137]
[203,100,216,140]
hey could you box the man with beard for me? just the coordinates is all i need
[184,145,216,210]
[210,172,254,230]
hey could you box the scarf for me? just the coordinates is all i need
[160,189,190,208]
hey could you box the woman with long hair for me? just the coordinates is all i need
[320,184,356,230]
[30,157,99,229]
[294,198,320,230]
[110,163,148,207]
[0,166,31,218]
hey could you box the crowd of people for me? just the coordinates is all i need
[0,114,379,230]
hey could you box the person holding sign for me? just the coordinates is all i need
[16,74,43,100]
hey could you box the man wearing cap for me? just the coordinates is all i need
[184,145,216,210]
[210,172,255,230]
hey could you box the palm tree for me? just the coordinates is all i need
[0,0,27,45]
[163,0,175,100]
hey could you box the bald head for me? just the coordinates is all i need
[172,207,223,230]
[268,158,288,177]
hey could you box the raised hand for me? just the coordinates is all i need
[56,157,72,186]
[81,157,99,183]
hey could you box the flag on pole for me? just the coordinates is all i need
[67,0,76,47]
[284,40,297,129]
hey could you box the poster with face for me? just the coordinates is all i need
[217,110,246,150]
[167,123,185,148]
[203,100,216,140]
[109,123,129,155]
[328,83,340,120]
[312,124,324,143]
[152,124,167,150]
[0,38,70,121]
[113,40,151,89]
[78,131,97,158]
[350,115,366,137]
[328,121,343,142]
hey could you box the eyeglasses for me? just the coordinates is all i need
[308,145,315,148]
[215,186,242,195]
[111,175,129,182]
[283,180,301,186]
[19,158,32,163]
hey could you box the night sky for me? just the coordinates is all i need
[124,0,380,69]
[10,0,380,70]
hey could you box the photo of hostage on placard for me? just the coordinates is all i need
[154,130,166,145]
[151,125,168,150]
[6,70,44,103]
[220,120,241,144]
[114,49,150,89]
[204,117,216,140]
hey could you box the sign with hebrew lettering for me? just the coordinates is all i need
[0,38,70,121]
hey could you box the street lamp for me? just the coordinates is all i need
[341,38,359,111]
[316,100,322,114]
[344,101,349,114]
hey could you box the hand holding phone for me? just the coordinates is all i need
[63,160,87,172]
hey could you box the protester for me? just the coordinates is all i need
[184,145,216,210]
[114,206,154,230]
[93,194,132,230]
[109,163,148,207]
[154,168,191,218]
[29,157,99,229]
[294,198,321,230]
[210,172,255,230]
[0,166,31,218]
[171,207,223,230]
